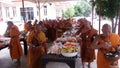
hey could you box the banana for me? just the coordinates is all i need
[61,46,78,53]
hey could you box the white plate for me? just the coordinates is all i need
[61,52,78,57]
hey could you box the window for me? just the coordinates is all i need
[20,7,34,21]
[12,7,17,17]
[0,7,2,18]
[44,6,47,16]
[5,7,10,18]
[56,9,60,17]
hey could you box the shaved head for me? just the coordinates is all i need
[102,24,112,37]
[102,24,111,30]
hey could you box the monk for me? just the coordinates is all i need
[76,19,98,68]
[33,19,38,26]
[4,21,23,64]
[22,21,33,55]
[91,24,120,68]
[24,21,33,33]
[27,24,47,68]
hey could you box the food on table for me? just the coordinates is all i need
[64,42,77,47]
[61,46,78,53]
[47,43,61,54]
[67,37,77,42]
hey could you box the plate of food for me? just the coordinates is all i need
[61,52,78,57]
[0,37,11,44]
[61,45,78,57]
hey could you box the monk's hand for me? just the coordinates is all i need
[102,42,111,49]
[95,35,102,42]
[117,45,120,53]
[8,45,12,49]
[28,43,34,47]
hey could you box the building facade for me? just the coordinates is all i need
[0,0,76,23]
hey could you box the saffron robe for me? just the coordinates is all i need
[9,25,23,59]
[27,30,46,68]
[81,28,97,62]
[97,33,120,68]
[24,23,29,33]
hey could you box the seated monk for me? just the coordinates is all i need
[27,24,47,68]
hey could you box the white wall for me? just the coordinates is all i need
[39,3,56,20]
[0,1,60,22]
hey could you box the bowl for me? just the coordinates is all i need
[105,52,120,61]
[61,52,78,57]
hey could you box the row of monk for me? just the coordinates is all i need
[3,18,120,68]
[24,18,73,42]
[3,18,73,68]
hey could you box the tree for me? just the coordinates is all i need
[74,1,92,17]
[62,7,75,18]
[117,3,120,35]
[62,0,92,18]
[74,3,83,16]
[92,0,120,32]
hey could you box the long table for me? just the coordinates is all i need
[0,44,8,50]
[41,54,77,68]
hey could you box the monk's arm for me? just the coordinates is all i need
[91,36,106,49]
[91,40,104,49]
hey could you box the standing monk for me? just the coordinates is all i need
[27,24,47,68]
[4,21,23,64]
[92,24,120,68]
[76,19,98,68]
[24,21,33,34]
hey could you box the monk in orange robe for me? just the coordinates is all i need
[27,24,47,68]
[92,24,120,68]
[76,19,98,68]
[24,21,33,33]
[24,22,29,33]
[5,21,23,64]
